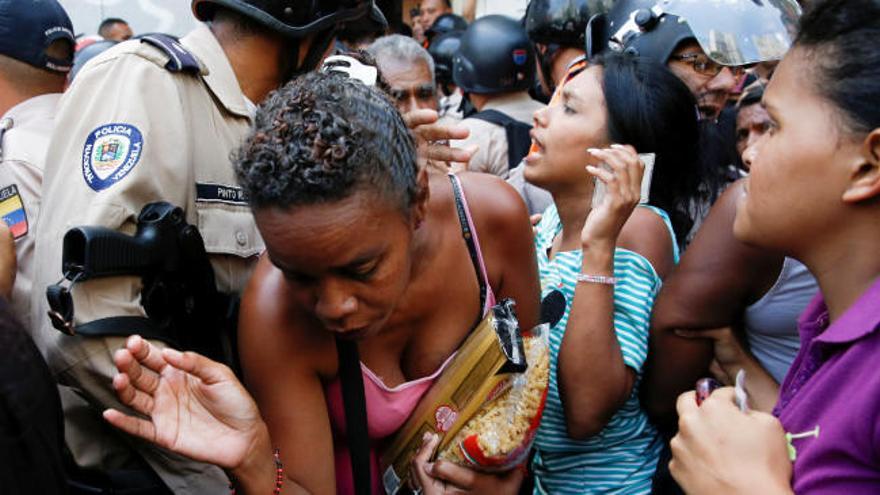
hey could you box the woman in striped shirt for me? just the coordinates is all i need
[523,53,704,493]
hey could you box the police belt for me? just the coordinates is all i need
[45,202,240,368]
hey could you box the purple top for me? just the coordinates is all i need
[774,276,880,493]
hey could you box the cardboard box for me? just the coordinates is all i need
[381,299,526,494]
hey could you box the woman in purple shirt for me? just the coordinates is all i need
[668,0,880,493]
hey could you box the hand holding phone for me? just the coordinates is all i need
[590,152,655,209]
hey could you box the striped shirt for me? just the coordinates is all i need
[532,204,679,494]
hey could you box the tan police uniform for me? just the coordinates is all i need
[31,24,263,494]
[451,91,544,179]
[0,93,60,329]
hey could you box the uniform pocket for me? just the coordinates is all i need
[195,202,263,258]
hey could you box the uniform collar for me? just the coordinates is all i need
[180,24,253,120]
[804,275,880,345]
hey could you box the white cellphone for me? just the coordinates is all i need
[591,152,656,209]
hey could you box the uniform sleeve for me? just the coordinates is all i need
[611,250,660,373]
[36,49,192,326]
[51,51,191,227]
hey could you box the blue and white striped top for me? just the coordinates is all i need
[532,204,679,494]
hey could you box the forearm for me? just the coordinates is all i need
[558,247,632,439]
[232,423,314,495]
[642,330,714,428]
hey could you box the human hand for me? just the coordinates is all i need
[103,335,270,471]
[0,221,15,299]
[411,433,524,494]
[530,213,543,236]
[581,144,644,250]
[670,388,793,495]
[404,109,475,171]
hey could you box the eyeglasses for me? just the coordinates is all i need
[670,53,749,78]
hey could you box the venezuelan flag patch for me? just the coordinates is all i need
[0,184,28,239]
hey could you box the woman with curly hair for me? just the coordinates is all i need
[103,71,540,494]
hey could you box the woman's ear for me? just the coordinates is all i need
[842,129,880,204]
[411,167,430,229]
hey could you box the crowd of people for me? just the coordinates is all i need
[1,0,879,493]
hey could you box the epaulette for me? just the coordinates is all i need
[139,34,200,74]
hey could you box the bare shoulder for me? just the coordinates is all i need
[618,207,675,279]
[239,256,337,382]
[456,171,531,232]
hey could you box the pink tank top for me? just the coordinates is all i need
[324,174,496,494]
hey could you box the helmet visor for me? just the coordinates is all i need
[663,0,801,66]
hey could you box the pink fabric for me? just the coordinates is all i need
[324,174,495,494]
[325,353,457,494]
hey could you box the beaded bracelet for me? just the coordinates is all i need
[576,273,617,286]
[229,448,284,495]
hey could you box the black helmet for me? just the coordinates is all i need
[525,0,616,48]
[453,15,535,94]
[425,13,467,43]
[586,0,800,66]
[428,30,463,90]
[191,0,387,38]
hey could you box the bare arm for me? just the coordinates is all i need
[642,180,783,428]
[239,257,339,494]
[557,146,673,439]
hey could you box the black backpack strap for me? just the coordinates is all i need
[336,338,372,495]
[470,109,533,170]
[139,34,200,74]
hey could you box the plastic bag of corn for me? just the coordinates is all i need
[437,324,549,471]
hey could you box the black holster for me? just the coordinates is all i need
[46,202,240,372]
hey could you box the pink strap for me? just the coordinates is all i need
[448,174,496,314]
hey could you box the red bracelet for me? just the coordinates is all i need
[229,448,284,495]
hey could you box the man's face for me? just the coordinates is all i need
[667,41,739,121]
[735,102,772,169]
[419,0,451,30]
[104,22,133,42]
[381,59,437,114]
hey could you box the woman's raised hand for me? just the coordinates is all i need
[103,335,270,471]
[581,144,645,249]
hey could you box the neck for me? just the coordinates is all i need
[551,186,593,250]
[468,92,492,112]
[552,47,586,86]
[211,22,285,104]
[0,81,60,116]
[798,213,880,322]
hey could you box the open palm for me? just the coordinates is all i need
[103,335,267,470]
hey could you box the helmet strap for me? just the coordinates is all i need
[284,26,337,81]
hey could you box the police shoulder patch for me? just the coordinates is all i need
[0,184,28,239]
[82,123,144,192]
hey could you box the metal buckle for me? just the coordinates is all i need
[46,272,80,336]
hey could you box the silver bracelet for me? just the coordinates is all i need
[576,273,617,285]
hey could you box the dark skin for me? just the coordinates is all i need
[239,170,540,494]
[642,179,783,429]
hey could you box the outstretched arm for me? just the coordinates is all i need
[103,335,308,494]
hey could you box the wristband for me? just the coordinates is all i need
[576,273,616,285]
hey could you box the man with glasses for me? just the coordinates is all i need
[587,0,800,121]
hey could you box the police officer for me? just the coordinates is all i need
[0,0,73,329]
[587,0,801,121]
[428,30,465,120]
[31,1,386,492]
[451,15,544,179]
[525,0,613,99]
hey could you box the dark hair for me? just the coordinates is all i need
[98,18,128,34]
[593,52,703,246]
[235,72,419,213]
[795,0,880,135]
[736,81,765,109]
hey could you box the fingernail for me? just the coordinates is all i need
[586,148,600,154]
[610,143,626,149]
[425,462,435,475]
[422,432,431,444]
